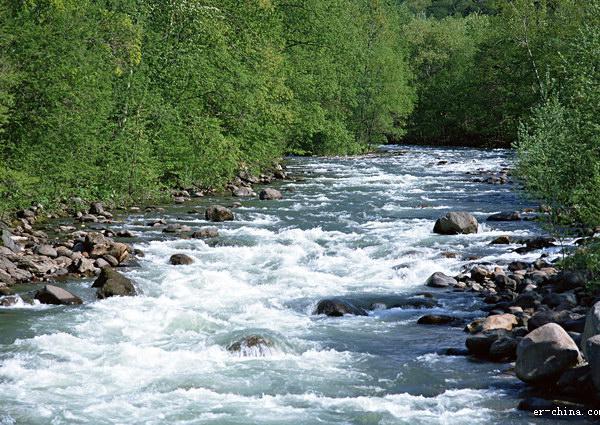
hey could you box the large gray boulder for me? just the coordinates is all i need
[433,212,478,235]
[205,205,234,222]
[586,335,600,391]
[581,301,600,358]
[516,323,581,385]
[35,285,82,305]
[92,268,136,299]
[425,272,457,288]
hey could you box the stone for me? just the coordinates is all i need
[89,202,105,215]
[481,313,518,332]
[466,330,507,356]
[92,268,136,299]
[417,314,458,325]
[259,188,283,200]
[94,258,110,269]
[205,205,234,222]
[487,211,521,221]
[35,284,83,305]
[489,336,519,361]
[1,229,20,253]
[227,335,273,357]
[470,266,490,283]
[191,227,219,239]
[549,271,586,293]
[34,244,58,258]
[516,323,581,385]
[314,299,368,317]
[556,364,594,396]
[425,272,457,288]
[232,186,255,197]
[433,212,478,235]
[491,235,511,244]
[169,253,194,265]
[56,246,73,258]
[586,335,600,391]
[0,295,19,307]
[70,257,96,276]
[581,301,600,358]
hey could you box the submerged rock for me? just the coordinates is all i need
[35,284,82,305]
[487,211,521,221]
[433,212,478,235]
[205,205,234,222]
[191,227,219,239]
[314,299,368,317]
[227,335,273,357]
[417,314,458,325]
[169,253,194,265]
[92,268,136,299]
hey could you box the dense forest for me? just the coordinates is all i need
[0,0,598,232]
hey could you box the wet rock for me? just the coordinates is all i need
[35,284,82,305]
[466,330,507,356]
[191,227,219,239]
[388,298,438,309]
[527,310,573,332]
[92,268,136,299]
[417,314,459,325]
[231,186,255,197]
[314,299,368,317]
[514,292,541,309]
[581,301,600,358]
[0,269,14,285]
[548,271,586,293]
[94,258,110,269]
[487,211,521,221]
[441,347,470,356]
[508,261,529,272]
[489,335,519,361]
[494,274,517,291]
[433,212,478,235]
[516,323,581,385]
[491,235,511,244]
[556,364,594,396]
[470,266,490,283]
[227,335,273,357]
[34,244,58,258]
[116,230,133,238]
[259,188,283,200]
[205,205,234,222]
[169,253,194,265]
[163,224,192,234]
[425,272,457,288]
[0,295,19,306]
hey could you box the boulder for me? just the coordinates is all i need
[491,235,511,244]
[314,299,368,317]
[417,314,458,325]
[259,188,283,200]
[487,211,521,221]
[34,244,58,258]
[549,271,586,293]
[489,335,519,361]
[169,253,194,265]
[466,330,507,356]
[581,301,600,358]
[35,285,83,305]
[586,335,600,391]
[191,227,219,239]
[470,266,490,283]
[425,272,457,288]
[205,205,234,222]
[1,229,20,253]
[516,323,581,385]
[0,295,19,307]
[69,257,96,276]
[89,202,105,215]
[481,313,518,332]
[231,186,255,197]
[227,335,273,357]
[92,268,136,299]
[433,212,478,235]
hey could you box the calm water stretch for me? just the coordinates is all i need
[0,146,577,424]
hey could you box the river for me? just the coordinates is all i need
[0,145,572,424]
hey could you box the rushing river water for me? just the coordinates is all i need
[0,146,576,424]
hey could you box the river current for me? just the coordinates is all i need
[0,146,572,424]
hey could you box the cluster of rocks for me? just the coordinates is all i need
[0,202,137,290]
[422,256,600,406]
[467,167,511,185]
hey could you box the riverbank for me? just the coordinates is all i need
[1,145,599,424]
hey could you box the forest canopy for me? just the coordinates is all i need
[0,0,597,219]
